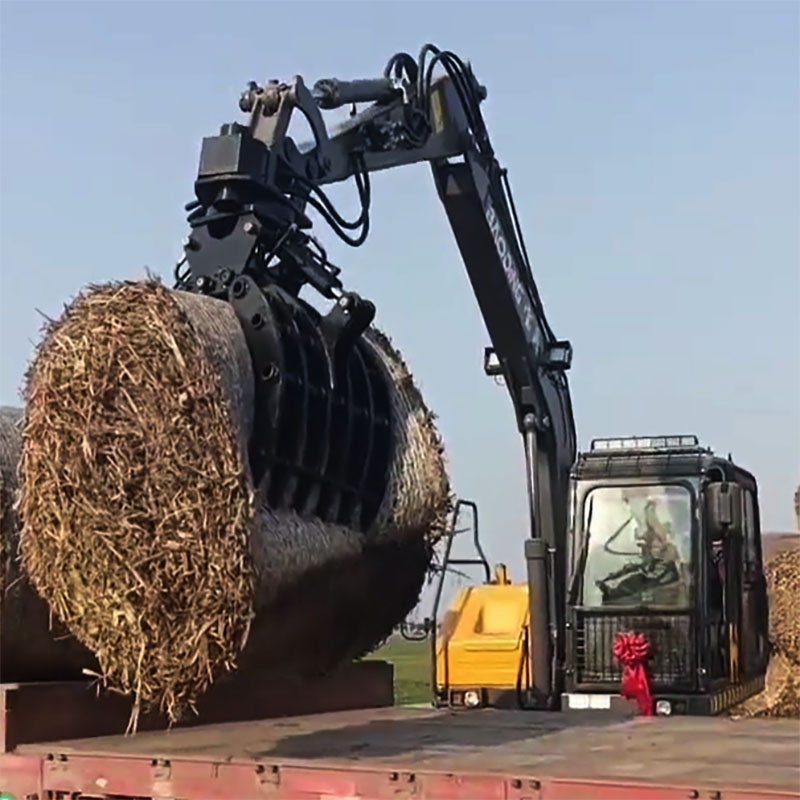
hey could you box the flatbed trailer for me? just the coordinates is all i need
[3,704,799,799]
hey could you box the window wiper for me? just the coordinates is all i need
[603,515,638,556]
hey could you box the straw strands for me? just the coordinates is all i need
[1,405,96,682]
[18,279,450,724]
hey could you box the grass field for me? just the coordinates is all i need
[367,636,430,706]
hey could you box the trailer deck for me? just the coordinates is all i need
[3,706,798,799]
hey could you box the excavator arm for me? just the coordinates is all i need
[177,45,576,705]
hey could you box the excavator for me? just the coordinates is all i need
[175,44,769,717]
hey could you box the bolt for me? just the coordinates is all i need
[239,82,259,113]
[522,412,536,430]
[232,278,248,299]
[219,268,233,286]
[194,275,208,291]
[243,221,259,235]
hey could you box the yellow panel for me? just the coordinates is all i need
[436,583,530,690]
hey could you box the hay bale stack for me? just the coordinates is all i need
[757,546,800,718]
[794,484,800,531]
[0,406,21,599]
[734,545,800,719]
[19,280,449,721]
[756,650,800,718]
[765,546,800,665]
[1,406,96,681]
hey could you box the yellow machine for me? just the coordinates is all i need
[435,563,531,708]
[427,500,537,709]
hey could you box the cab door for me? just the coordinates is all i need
[705,510,743,684]
[739,488,769,677]
[722,530,743,683]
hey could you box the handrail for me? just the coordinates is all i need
[428,499,490,705]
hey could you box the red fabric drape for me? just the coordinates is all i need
[613,631,654,716]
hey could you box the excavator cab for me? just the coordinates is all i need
[432,437,769,715]
[564,435,769,715]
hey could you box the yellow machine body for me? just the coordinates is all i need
[435,565,531,700]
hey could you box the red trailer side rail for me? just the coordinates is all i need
[3,749,799,800]
[3,704,798,800]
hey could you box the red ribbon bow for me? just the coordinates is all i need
[613,631,654,716]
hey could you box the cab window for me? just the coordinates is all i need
[580,485,693,609]
[742,489,760,578]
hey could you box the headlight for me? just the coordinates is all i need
[655,700,672,716]
[464,690,481,708]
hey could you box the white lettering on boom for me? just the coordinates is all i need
[484,199,540,348]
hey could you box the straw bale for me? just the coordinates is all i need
[239,517,431,676]
[239,330,449,675]
[20,282,255,722]
[765,546,799,664]
[364,329,450,542]
[0,406,22,599]
[734,650,800,719]
[19,279,449,722]
[1,405,96,681]
[794,484,799,531]
[732,545,800,719]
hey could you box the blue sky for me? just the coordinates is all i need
[1,1,798,575]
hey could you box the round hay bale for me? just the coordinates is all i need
[794,484,799,531]
[19,279,450,721]
[765,546,800,664]
[758,649,800,718]
[0,406,22,599]
[364,328,450,541]
[734,650,800,719]
[732,545,800,719]
[1,405,96,681]
[20,282,257,720]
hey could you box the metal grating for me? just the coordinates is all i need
[574,612,695,688]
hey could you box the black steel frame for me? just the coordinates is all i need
[176,45,577,707]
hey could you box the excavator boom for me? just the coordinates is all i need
[178,45,576,705]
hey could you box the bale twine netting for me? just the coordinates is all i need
[19,279,450,723]
[1,406,97,681]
